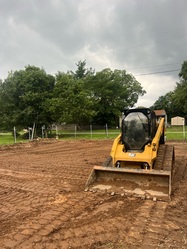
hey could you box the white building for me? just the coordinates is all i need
[171,116,185,126]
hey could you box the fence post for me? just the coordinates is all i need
[42,125,45,138]
[106,124,108,138]
[14,127,16,143]
[90,125,93,139]
[28,127,32,141]
[182,118,185,140]
[31,123,35,140]
[56,125,59,139]
[75,125,77,138]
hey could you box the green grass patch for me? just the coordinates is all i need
[0,133,27,145]
[52,129,120,140]
[166,125,187,140]
[0,126,186,145]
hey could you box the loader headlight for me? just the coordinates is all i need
[142,163,150,170]
[116,161,121,168]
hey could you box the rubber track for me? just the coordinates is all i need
[154,144,174,172]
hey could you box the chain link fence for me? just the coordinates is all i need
[52,124,120,139]
[0,124,186,145]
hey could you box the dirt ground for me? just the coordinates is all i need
[0,139,187,249]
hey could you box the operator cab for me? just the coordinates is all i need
[122,108,157,152]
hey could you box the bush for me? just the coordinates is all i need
[21,132,29,139]
[12,130,20,137]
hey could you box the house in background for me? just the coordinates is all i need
[171,116,185,126]
[154,110,167,126]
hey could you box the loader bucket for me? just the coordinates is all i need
[85,166,172,201]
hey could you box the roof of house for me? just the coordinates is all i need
[171,116,184,119]
[154,110,166,116]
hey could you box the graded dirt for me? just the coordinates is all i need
[0,139,187,248]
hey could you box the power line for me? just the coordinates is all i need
[134,69,180,76]
[127,62,181,70]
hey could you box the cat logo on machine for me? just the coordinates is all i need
[129,153,136,157]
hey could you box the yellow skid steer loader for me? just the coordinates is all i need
[85,108,174,201]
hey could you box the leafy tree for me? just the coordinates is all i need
[150,61,187,122]
[0,62,146,131]
[18,66,55,128]
[179,60,187,81]
[172,61,187,117]
[0,66,55,132]
[0,74,21,130]
[70,60,95,79]
[87,68,146,126]
[150,91,179,122]
[50,72,96,128]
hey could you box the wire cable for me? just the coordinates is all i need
[127,62,181,70]
[134,69,180,76]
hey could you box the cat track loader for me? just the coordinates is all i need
[85,108,175,201]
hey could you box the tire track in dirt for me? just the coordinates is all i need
[0,140,187,248]
[2,193,142,249]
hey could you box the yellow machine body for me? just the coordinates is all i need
[111,117,165,169]
[85,109,174,201]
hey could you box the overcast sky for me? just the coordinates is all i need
[1,0,187,107]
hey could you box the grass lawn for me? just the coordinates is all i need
[166,125,186,140]
[0,133,27,145]
[0,126,186,145]
[56,129,120,139]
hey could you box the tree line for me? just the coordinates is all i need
[151,60,187,122]
[0,61,145,134]
[0,60,186,136]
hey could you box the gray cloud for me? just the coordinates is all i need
[0,0,187,107]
